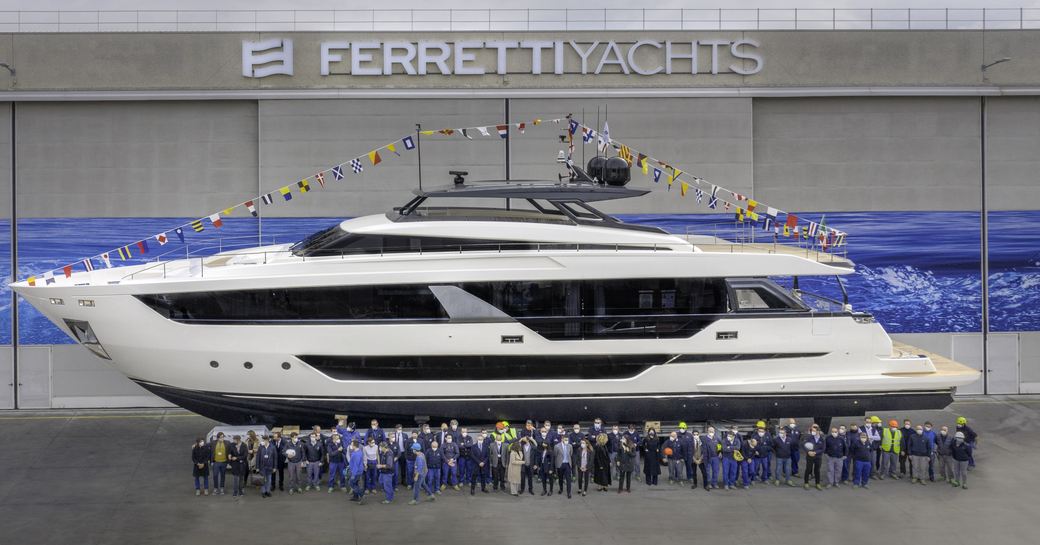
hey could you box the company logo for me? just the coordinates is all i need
[241,38,294,78]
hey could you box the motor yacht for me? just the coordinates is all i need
[11,159,979,425]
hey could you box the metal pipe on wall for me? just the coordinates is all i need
[10,101,17,409]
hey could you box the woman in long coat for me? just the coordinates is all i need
[641,428,661,486]
[506,441,525,496]
[592,433,612,491]
[192,438,211,496]
[616,437,636,493]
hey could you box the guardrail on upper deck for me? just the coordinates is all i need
[1,8,1039,33]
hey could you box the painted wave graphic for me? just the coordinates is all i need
[2,211,1038,344]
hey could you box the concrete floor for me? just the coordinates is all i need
[1,397,1037,545]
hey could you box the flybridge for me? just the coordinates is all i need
[241,38,763,78]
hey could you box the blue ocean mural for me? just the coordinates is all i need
[5,211,1039,345]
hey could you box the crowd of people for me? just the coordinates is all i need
[190,415,979,504]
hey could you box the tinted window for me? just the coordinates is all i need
[733,286,802,311]
[298,354,663,381]
[136,285,448,323]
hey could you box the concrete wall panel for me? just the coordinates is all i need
[753,97,981,211]
[986,96,1040,210]
[258,98,505,217]
[49,345,170,408]
[15,101,258,217]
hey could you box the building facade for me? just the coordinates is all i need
[1,27,1039,409]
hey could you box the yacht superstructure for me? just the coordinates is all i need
[10,165,979,425]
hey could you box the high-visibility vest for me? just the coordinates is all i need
[881,428,902,453]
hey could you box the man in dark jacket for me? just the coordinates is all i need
[256,436,277,498]
[935,425,955,482]
[785,419,802,474]
[701,426,721,490]
[442,434,461,490]
[425,441,445,494]
[950,431,972,489]
[457,428,474,488]
[907,425,932,485]
[489,436,508,492]
[677,423,695,484]
[404,431,420,489]
[802,425,825,490]
[270,432,286,492]
[535,438,555,496]
[303,432,325,491]
[823,427,847,488]
[283,433,305,494]
[469,431,490,495]
[899,419,914,478]
[720,430,740,490]
[228,435,249,498]
[326,433,348,492]
[849,432,873,488]
[772,427,795,486]
[365,419,386,446]
[955,417,978,468]
[664,431,684,484]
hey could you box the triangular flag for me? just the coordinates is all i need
[368,150,381,166]
[652,168,662,183]
[680,181,689,197]
[387,143,399,156]
[245,201,258,217]
[315,172,325,189]
[209,213,223,228]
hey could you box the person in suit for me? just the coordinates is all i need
[469,430,490,495]
[553,435,574,498]
[536,437,555,496]
[689,430,706,490]
[616,437,636,493]
[517,436,535,495]
[228,435,249,499]
[270,432,286,493]
[191,437,211,496]
[575,438,592,496]
[458,427,474,488]
[489,434,508,492]
[641,428,661,486]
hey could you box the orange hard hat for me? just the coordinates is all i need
[663,447,673,457]
[888,419,899,428]
[495,422,505,430]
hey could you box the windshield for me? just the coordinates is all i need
[289,223,344,256]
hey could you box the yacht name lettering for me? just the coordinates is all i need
[242,38,763,78]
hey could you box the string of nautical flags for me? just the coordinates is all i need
[564,117,848,251]
[25,118,563,286]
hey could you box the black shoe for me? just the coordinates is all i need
[528,490,534,495]
[482,488,488,494]
[567,494,572,498]
[470,489,475,496]
[541,491,547,496]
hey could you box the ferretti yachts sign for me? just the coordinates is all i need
[241,38,763,78]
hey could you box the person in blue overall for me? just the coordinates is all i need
[377,442,396,504]
[410,444,436,504]
[849,432,873,489]
[786,419,802,474]
[701,426,721,490]
[458,428,474,488]
[721,430,740,490]
[347,440,366,504]
[425,441,444,495]
[326,433,348,492]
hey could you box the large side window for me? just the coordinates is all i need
[730,280,805,311]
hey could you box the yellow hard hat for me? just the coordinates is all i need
[502,421,510,427]
[756,421,766,429]
[870,416,882,424]
[734,451,744,462]
[956,417,967,425]
[678,421,687,429]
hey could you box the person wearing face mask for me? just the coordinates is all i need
[553,432,574,498]
[689,430,706,490]
[784,419,802,475]
[521,420,536,440]
[738,437,756,489]
[228,435,249,499]
[575,439,592,495]
[922,421,938,482]
[749,437,770,488]
[418,424,434,451]
[720,430,740,490]
[490,434,508,492]
[949,431,972,489]
[593,433,613,493]
[404,431,420,489]
[607,425,622,481]
[701,426,721,490]
[469,430,491,495]
[879,420,902,480]
[365,419,385,446]
[346,440,365,504]
[534,424,554,485]
[617,437,636,493]
[425,440,444,494]
[302,432,324,492]
[907,425,931,485]
[624,424,642,482]
[536,437,556,496]
[823,426,847,489]
[849,432,873,488]
[362,437,379,494]
[899,419,914,479]
[772,427,795,487]
[458,427,473,488]
[663,431,684,485]
[378,442,399,504]
[840,425,854,484]
[865,417,882,475]
[517,437,535,495]
[641,428,661,486]
[935,425,954,483]
[192,437,212,496]
[677,422,694,484]
[209,432,230,496]
[282,432,305,495]
[257,435,277,498]
[270,432,286,493]
[568,424,586,482]
[327,433,348,493]
[748,421,772,484]
[507,440,526,496]
[442,434,460,490]
[955,416,978,469]
[802,425,824,490]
